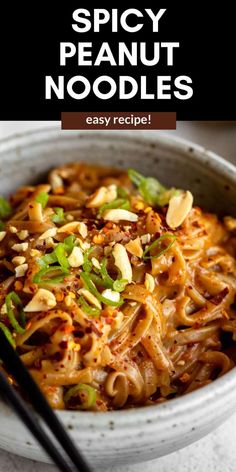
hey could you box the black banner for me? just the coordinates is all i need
[0,3,234,120]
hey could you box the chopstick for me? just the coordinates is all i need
[0,371,79,472]
[0,330,92,472]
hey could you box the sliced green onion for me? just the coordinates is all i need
[82,247,95,273]
[100,258,114,288]
[41,275,67,284]
[35,237,74,283]
[33,266,67,284]
[88,258,128,294]
[80,272,102,297]
[128,168,166,206]
[0,196,12,218]
[54,243,69,272]
[35,236,74,283]
[99,198,130,216]
[156,189,181,207]
[37,237,75,274]
[128,168,180,207]
[117,187,129,198]
[35,192,49,208]
[38,252,58,268]
[78,296,101,317]
[100,259,127,293]
[128,169,144,187]
[139,177,166,206]
[89,273,106,287]
[51,207,65,223]
[80,272,123,307]
[143,233,176,260]
[113,278,128,292]
[64,383,96,410]
[0,322,15,348]
[5,292,25,334]
[63,235,76,254]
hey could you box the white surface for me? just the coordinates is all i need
[0,414,236,472]
[0,121,235,472]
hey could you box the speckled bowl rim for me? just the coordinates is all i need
[1,126,236,428]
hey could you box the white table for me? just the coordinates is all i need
[0,121,236,472]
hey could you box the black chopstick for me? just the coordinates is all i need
[0,371,76,472]
[0,330,92,472]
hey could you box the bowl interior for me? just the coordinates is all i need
[0,129,236,216]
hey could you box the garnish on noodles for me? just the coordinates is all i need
[0,162,236,411]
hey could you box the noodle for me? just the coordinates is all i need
[0,162,236,411]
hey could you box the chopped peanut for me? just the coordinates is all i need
[39,228,57,240]
[145,273,155,293]
[68,247,84,268]
[166,191,193,229]
[76,239,91,251]
[12,256,26,266]
[57,222,87,237]
[113,243,132,283]
[141,233,151,244]
[91,257,101,270]
[24,288,56,312]
[9,226,18,233]
[45,237,56,248]
[102,289,120,303]
[30,249,41,257]
[17,230,29,241]
[77,222,88,239]
[87,185,117,208]
[0,231,6,242]
[50,173,63,192]
[0,303,8,315]
[103,209,138,222]
[125,237,143,258]
[12,242,28,252]
[66,214,74,221]
[15,263,28,278]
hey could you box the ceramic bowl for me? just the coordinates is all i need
[0,128,236,468]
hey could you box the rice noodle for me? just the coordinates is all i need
[0,162,236,411]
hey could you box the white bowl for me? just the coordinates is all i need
[0,128,236,467]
